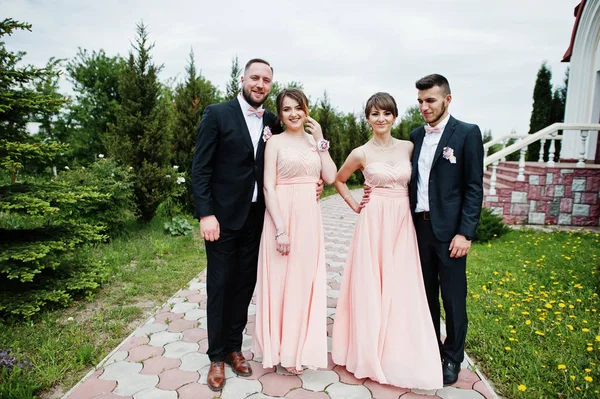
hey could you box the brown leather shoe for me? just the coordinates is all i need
[225,351,252,377]
[207,361,225,391]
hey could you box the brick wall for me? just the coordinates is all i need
[484,164,600,226]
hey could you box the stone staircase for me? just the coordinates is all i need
[483,161,600,226]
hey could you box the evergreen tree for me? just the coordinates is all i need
[527,62,553,161]
[106,22,172,221]
[225,56,241,100]
[313,91,345,167]
[61,48,125,164]
[172,49,219,212]
[394,105,424,140]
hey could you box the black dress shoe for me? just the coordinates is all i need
[442,359,460,386]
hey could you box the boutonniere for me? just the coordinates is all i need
[443,146,456,164]
[262,126,273,142]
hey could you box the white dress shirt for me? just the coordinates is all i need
[415,114,451,213]
[237,94,264,202]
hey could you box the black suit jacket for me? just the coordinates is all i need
[191,98,281,230]
[409,115,484,242]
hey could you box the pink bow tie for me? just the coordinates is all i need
[247,107,264,118]
[424,125,441,134]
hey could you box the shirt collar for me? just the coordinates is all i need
[237,94,264,114]
[426,113,451,134]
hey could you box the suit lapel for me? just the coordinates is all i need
[432,115,457,168]
[412,127,426,183]
[229,99,254,152]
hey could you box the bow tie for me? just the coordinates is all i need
[247,107,264,118]
[424,125,441,134]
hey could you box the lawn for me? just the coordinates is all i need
[466,228,599,398]
[0,216,206,398]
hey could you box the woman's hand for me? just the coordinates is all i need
[276,232,290,256]
[305,116,323,141]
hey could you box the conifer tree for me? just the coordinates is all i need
[106,22,172,221]
[527,62,553,161]
[225,56,241,100]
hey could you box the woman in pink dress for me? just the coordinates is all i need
[253,89,336,374]
[331,92,442,389]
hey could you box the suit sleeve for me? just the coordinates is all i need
[192,105,218,219]
[458,125,484,238]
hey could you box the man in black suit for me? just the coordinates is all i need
[409,74,484,386]
[191,58,281,391]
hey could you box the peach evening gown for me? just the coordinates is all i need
[253,146,327,370]
[331,158,443,389]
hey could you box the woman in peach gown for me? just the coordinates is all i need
[331,93,442,389]
[253,89,336,374]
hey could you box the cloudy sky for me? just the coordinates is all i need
[4,0,580,137]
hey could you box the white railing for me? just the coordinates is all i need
[484,133,528,162]
[484,123,600,195]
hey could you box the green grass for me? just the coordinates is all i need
[467,229,600,398]
[0,216,206,397]
[321,183,362,199]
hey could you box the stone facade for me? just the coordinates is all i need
[484,162,600,226]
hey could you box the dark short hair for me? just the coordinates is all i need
[365,92,398,119]
[245,58,273,74]
[415,74,451,95]
[276,88,310,119]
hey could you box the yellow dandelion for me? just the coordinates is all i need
[505,346,511,351]
[585,376,593,382]
[596,336,600,342]
[558,364,567,370]
[571,375,576,381]
[587,347,593,352]
[583,328,590,332]
[526,320,531,325]
[585,368,591,373]
[518,384,527,391]
[559,303,566,308]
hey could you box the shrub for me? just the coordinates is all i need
[164,215,194,236]
[474,206,511,243]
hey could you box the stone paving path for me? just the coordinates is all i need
[64,191,498,399]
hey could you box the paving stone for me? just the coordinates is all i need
[242,334,253,351]
[452,368,480,390]
[244,321,255,335]
[179,352,211,372]
[248,303,257,315]
[177,289,199,298]
[363,378,409,398]
[219,377,262,398]
[198,338,209,352]
[327,290,340,299]
[154,312,184,324]
[326,381,373,399]
[68,376,117,399]
[411,388,440,396]
[327,308,336,318]
[240,360,275,380]
[298,368,338,391]
[285,389,331,398]
[259,372,302,396]
[140,356,180,375]
[437,386,486,398]
[113,373,159,396]
[172,302,200,314]
[132,387,178,399]
[93,394,132,399]
[126,345,164,362]
[184,308,207,320]
[187,294,207,303]
[246,394,279,399]
[472,381,495,399]
[181,327,208,343]
[157,368,199,390]
[120,336,150,351]
[167,318,198,333]
[188,282,206,291]
[105,350,128,365]
[333,365,366,384]
[149,331,183,347]
[100,361,142,380]
[164,341,199,359]
[168,297,186,305]
[177,382,220,399]
[134,322,168,337]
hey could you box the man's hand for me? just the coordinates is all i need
[200,215,220,242]
[449,234,471,258]
[316,179,324,201]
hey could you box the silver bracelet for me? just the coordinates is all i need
[275,231,286,239]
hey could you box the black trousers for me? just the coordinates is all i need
[413,213,468,364]
[204,203,264,362]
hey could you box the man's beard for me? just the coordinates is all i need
[242,86,267,108]
[428,102,447,126]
